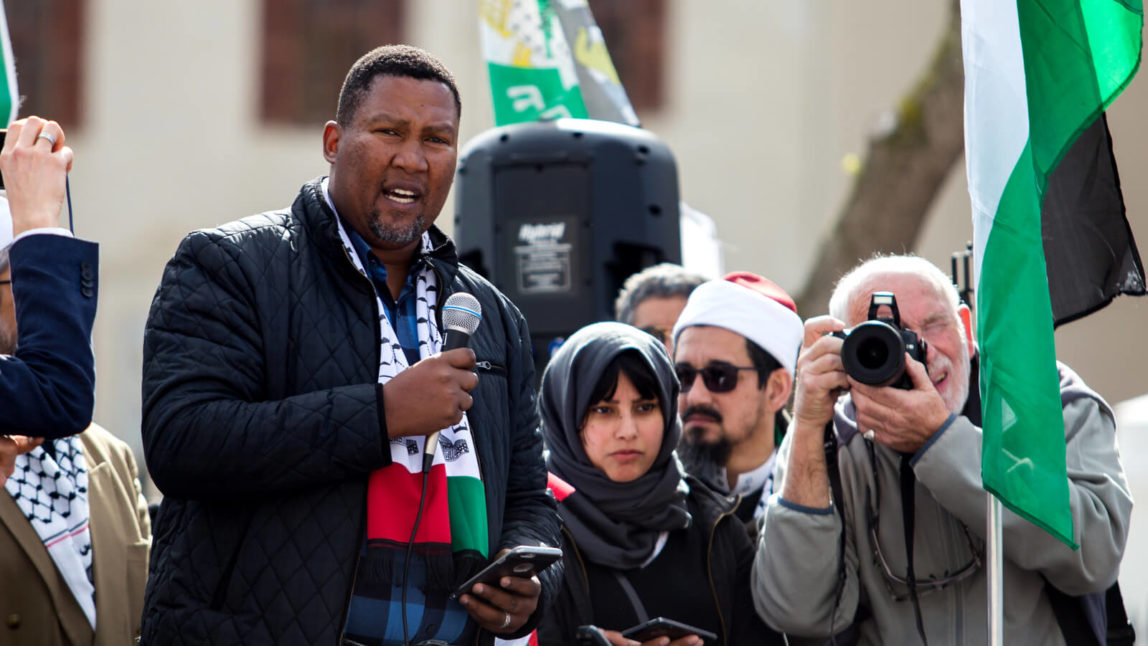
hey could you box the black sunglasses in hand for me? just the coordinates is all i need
[674,361,756,393]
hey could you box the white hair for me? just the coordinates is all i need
[828,254,961,323]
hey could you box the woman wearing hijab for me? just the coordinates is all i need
[535,322,781,646]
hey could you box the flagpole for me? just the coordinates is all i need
[987,492,1003,645]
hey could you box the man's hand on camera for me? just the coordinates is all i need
[849,354,951,454]
[792,315,850,430]
[0,116,73,235]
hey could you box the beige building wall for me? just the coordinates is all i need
[62,2,1144,466]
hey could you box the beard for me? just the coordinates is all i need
[684,431,733,467]
[369,212,426,247]
[0,325,15,355]
[682,404,733,465]
[933,340,972,415]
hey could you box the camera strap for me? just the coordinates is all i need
[824,421,849,646]
[899,454,928,645]
[612,571,650,624]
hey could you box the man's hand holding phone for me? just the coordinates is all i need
[577,626,703,646]
[455,545,561,635]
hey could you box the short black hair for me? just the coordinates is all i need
[582,351,661,426]
[335,44,461,127]
[614,263,707,324]
[746,338,782,389]
[747,339,790,443]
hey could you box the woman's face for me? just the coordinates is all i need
[580,372,665,483]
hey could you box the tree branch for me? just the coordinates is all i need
[796,0,965,316]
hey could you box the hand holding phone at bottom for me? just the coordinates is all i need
[457,570,541,635]
[596,629,701,646]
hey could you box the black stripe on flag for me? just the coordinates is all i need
[1042,112,1146,328]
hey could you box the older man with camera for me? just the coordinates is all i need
[752,255,1131,645]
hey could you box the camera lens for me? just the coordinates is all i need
[841,321,907,387]
[855,337,890,371]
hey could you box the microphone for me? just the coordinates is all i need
[441,292,482,351]
[425,292,482,469]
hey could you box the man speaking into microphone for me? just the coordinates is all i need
[140,45,561,646]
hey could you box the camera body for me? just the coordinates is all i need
[831,291,927,390]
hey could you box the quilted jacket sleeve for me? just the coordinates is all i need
[494,301,562,639]
[142,229,389,500]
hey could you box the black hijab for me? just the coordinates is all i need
[541,322,691,569]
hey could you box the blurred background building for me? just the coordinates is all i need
[10,1,1147,630]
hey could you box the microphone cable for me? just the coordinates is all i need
[399,292,481,645]
[400,452,433,646]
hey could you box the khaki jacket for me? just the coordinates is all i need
[0,424,151,646]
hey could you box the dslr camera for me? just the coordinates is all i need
[832,292,927,390]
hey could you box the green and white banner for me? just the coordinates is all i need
[479,0,636,127]
[0,0,18,125]
[962,0,1142,546]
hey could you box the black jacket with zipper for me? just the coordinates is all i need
[535,475,781,645]
[140,177,561,645]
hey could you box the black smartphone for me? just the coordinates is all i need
[451,545,562,599]
[621,617,718,643]
[575,625,613,646]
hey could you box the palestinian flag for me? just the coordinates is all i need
[1,0,18,124]
[961,0,1143,546]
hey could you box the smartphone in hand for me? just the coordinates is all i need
[576,625,613,646]
[621,617,717,643]
[451,545,562,599]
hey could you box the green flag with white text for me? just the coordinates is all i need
[961,0,1143,546]
[479,0,637,127]
[0,0,18,125]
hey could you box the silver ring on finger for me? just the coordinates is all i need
[864,429,876,441]
[36,132,57,147]
[500,611,512,630]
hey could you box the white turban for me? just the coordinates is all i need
[672,272,803,376]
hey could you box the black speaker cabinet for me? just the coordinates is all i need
[454,118,680,375]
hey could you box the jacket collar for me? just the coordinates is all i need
[295,177,461,287]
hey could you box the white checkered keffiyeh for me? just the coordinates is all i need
[4,437,95,628]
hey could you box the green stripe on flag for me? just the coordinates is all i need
[0,0,18,125]
[447,475,489,558]
[978,141,1074,546]
[1021,0,1141,181]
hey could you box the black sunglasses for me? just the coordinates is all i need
[674,362,756,393]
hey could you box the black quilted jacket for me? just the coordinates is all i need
[140,178,562,645]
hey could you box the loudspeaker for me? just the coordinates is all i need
[453,118,680,376]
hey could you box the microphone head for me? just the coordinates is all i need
[442,292,482,335]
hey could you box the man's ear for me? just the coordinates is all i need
[766,369,793,413]
[322,121,341,164]
[958,303,975,356]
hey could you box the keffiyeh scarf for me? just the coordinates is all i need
[4,437,95,628]
[335,220,489,591]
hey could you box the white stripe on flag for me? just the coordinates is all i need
[961,0,1028,283]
